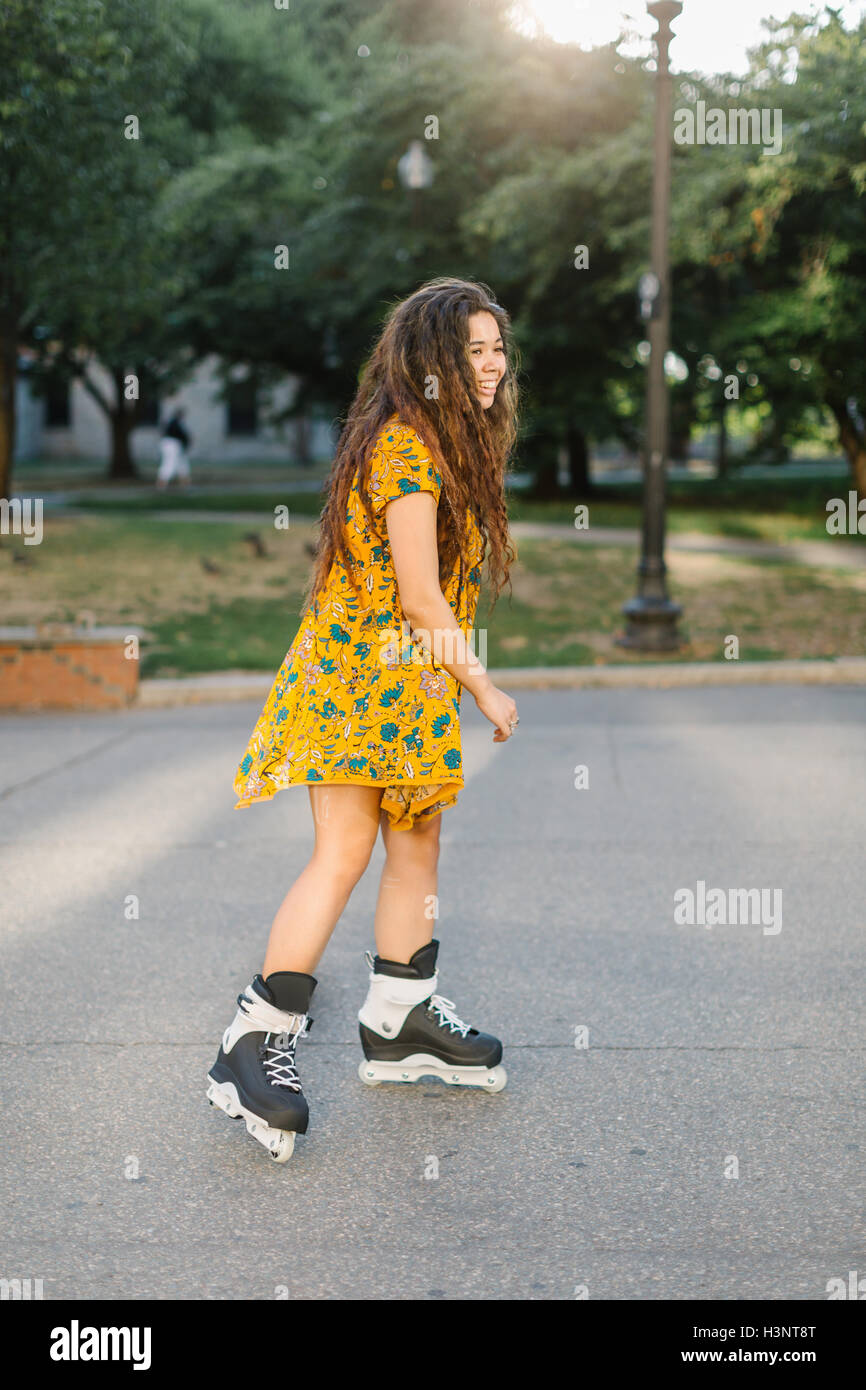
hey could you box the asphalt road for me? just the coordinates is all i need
[0,684,863,1300]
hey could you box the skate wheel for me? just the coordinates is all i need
[358,1060,381,1087]
[485,1065,507,1093]
[268,1133,295,1163]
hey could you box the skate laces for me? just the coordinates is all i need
[236,986,311,1089]
[428,995,471,1037]
[259,1028,305,1091]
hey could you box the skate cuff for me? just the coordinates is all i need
[367,970,438,1006]
[239,988,309,1038]
[357,970,438,1038]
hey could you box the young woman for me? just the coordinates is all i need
[207,277,520,1161]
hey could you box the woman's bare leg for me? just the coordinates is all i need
[373,810,441,963]
[261,785,383,977]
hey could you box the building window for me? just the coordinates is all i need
[44,375,71,428]
[227,377,258,436]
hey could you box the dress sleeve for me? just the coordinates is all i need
[366,421,442,518]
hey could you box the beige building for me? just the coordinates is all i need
[15,355,337,466]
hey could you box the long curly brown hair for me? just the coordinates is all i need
[303,276,519,615]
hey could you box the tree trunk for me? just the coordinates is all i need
[529,429,560,500]
[716,399,728,480]
[0,322,17,502]
[670,428,690,464]
[295,413,312,466]
[566,421,593,497]
[109,410,138,479]
[79,365,140,479]
[108,369,137,479]
[850,445,866,501]
[832,403,866,501]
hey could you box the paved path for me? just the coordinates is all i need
[1,685,864,1299]
[509,521,866,571]
[37,498,866,570]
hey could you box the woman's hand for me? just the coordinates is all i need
[474,681,519,743]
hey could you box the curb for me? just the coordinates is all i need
[485,658,866,689]
[136,658,866,706]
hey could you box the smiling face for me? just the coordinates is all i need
[467,310,506,409]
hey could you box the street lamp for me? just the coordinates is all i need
[618,0,683,651]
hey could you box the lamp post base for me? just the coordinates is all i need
[617,596,683,651]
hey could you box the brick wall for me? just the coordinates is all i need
[0,628,141,710]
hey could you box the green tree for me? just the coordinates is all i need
[30,0,324,477]
[0,0,117,497]
[5,0,324,484]
[172,0,660,496]
[670,9,866,494]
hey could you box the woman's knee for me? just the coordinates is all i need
[385,816,441,868]
[308,785,382,886]
[311,835,376,888]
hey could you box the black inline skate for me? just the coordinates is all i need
[207,971,316,1162]
[357,939,506,1092]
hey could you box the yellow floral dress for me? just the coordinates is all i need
[233,417,484,830]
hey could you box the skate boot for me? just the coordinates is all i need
[207,971,316,1162]
[357,939,506,1092]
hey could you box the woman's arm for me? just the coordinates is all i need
[384,491,518,742]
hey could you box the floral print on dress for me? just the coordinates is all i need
[233,416,485,830]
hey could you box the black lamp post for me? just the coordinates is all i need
[619,0,683,651]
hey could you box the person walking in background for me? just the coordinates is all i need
[206,276,521,1163]
[156,407,192,489]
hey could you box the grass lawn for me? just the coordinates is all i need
[76,490,327,517]
[2,514,862,677]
